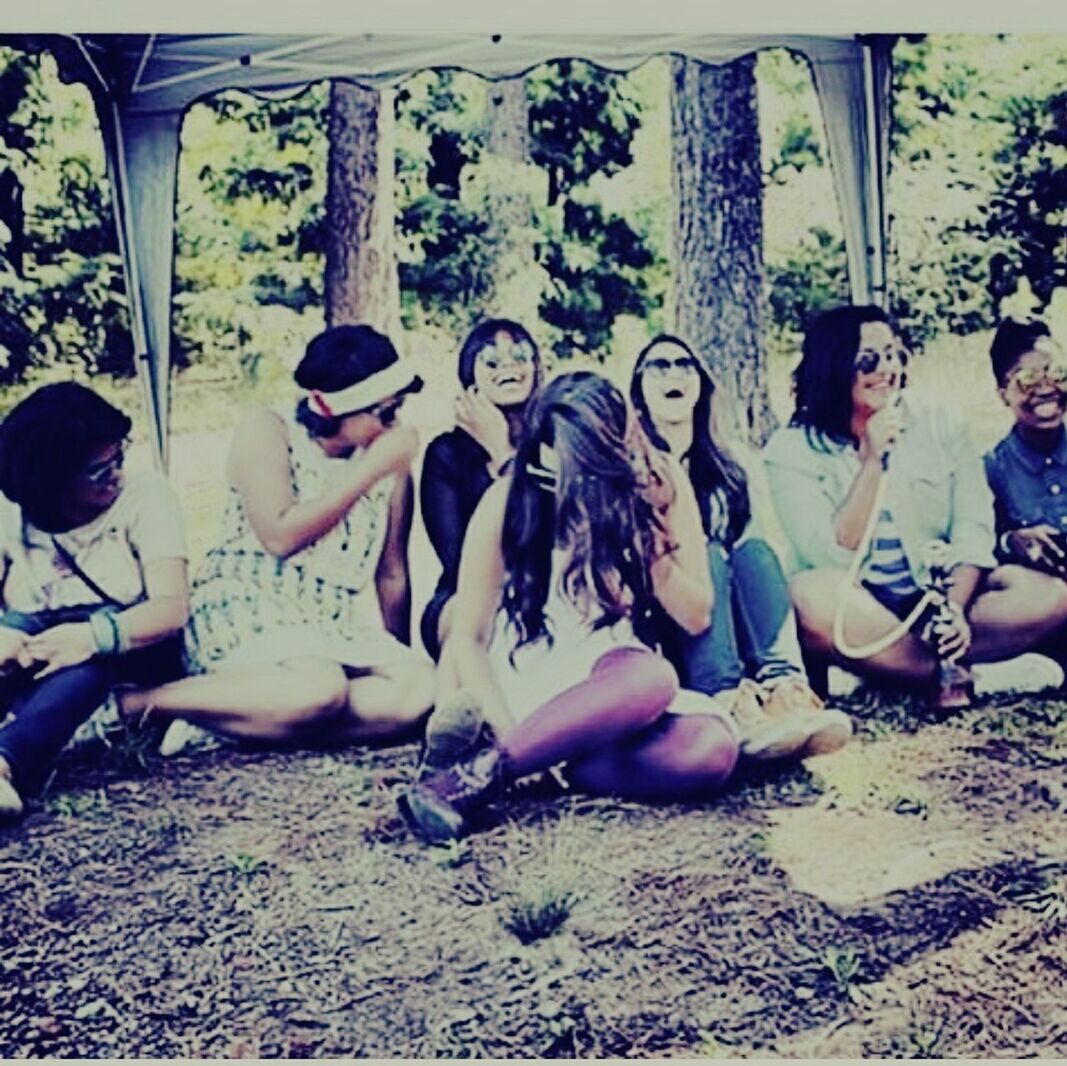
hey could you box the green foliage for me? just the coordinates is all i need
[985,88,1067,308]
[765,225,849,336]
[0,46,131,386]
[529,60,663,360]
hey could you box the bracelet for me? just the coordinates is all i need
[88,608,119,656]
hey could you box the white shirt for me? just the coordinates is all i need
[0,471,188,612]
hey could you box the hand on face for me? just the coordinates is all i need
[456,387,511,467]
[858,399,903,465]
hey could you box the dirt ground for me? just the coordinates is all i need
[1,686,1065,1059]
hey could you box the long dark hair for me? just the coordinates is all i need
[457,317,543,446]
[502,372,669,653]
[791,304,895,450]
[631,334,750,546]
[0,382,132,531]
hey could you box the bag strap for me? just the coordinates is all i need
[50,536,129,609]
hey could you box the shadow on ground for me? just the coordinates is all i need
[1,689,1065,1057]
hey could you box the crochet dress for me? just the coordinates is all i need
[186,412,409,674]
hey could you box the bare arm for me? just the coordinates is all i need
[440,481,512,733]
[23,557,190,676]
[228,408,418,559]
[375,473,414,644]
[831,456,885,551]
[648,458,714,635]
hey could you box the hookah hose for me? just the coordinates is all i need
[830,458,937,661]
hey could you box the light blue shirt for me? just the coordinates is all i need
[762,399,997,583]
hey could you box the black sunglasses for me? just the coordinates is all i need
[642,355,700,377]
[81,441,128,485]
[854,346,908,375]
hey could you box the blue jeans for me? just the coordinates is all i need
[662,538,804,697]
[0,609,183,795]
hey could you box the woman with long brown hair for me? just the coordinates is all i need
[400,371,740,843]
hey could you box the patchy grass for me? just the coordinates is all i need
[1,686,1065,1057]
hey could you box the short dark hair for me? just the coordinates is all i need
[791,304,895,448]
[989,318,1052,387]
[293,324,421,438]
[0,382,132,530]
[456,318,540,391]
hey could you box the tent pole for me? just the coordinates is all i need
[104,103,166,470]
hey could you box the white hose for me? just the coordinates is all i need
[830,463,935,660]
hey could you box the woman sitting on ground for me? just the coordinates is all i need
[399,371,742,844]
[983,317,1067,665]
[630,334,851,758]
[121,325,435,749]
[420,319,542,660]
[763,304,1067,704]
[0,383,189,820]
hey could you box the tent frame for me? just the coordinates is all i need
[2,32,894,467]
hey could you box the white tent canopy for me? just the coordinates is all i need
[2,33,893,464]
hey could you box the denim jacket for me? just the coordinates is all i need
[762,399,997,583]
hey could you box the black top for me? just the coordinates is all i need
[419,428,495,657]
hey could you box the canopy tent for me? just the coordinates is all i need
[1,32,893,466]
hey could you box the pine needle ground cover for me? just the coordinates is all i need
[1,687,1064,1058]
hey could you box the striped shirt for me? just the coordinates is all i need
[862,508,919,598]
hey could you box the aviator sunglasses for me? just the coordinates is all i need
[1008,363,1067,393]
[853,346,908,376]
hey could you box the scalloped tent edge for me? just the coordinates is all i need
[0,32,893,466]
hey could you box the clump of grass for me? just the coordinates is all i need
[225,852,269,878]
[47,788,110,820]
[501,881,581,944]
[821,944,865,1001]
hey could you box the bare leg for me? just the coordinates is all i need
[567,713,739,801]
[339,651,435,743]
[120,656,349,742]
[789,569,937,686]
[968,566,1067,662]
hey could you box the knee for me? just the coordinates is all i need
[392,655,436,723]
[669,716,740,791]
[285,662,349,726]
[617,649,679,708]
[994,566,1067,622]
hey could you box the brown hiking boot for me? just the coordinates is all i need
[398,724,510,843]
[760,674,853,757]
[728,679,811,761]
[415,690,484,782]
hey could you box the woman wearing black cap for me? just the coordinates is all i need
[121,325,435,749]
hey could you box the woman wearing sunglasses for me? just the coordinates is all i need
[419,319,542,661]
[0,383,189,820]
[763,304,1066,703]
[630,335,851,759]
[120,325,435,751]
[984,318,1067,663]
[400,371,741,844]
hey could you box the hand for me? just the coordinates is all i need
[859,402,903,465]
[23,623,97,678]
[1007,524,1067,576]
[0,626,29,672]
[363,424,419,477]
[455,388,511,472]
[930,602,972,663]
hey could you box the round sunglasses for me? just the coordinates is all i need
[1008,363,1067,393]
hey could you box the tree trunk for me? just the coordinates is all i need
[484,76,538,320]
[671,55,774,445]
[324,80,400,335]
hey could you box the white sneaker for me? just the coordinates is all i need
[158,719,221,758]
[972,654,1064,697]
[827,667,862,698]
[0,774,23,822]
